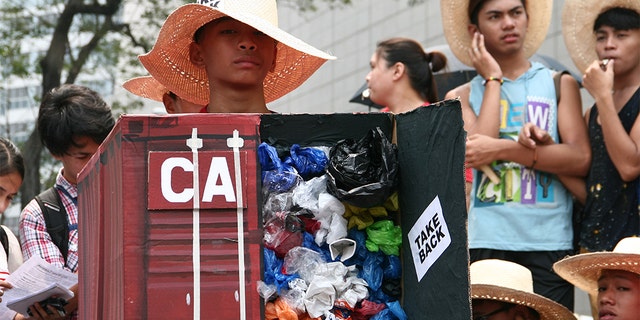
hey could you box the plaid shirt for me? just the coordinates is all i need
[19,168,79,319]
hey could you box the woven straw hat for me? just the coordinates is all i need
[123,76,169,102]
[553,237,640,294]
[139,0,336,106]
[562,0,640,73]
[440,0,552,67]
[471,259,576,320]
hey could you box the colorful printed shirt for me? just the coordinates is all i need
[468,62,574,251]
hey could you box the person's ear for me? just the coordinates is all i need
[162,93,177,114]
[468,24,479,37]
[189,42,206,69]
[392,62,405,80]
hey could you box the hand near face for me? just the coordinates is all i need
[468,32,503,80]
[582,59,615,103]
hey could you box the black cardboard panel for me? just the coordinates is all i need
[396,100,470,319]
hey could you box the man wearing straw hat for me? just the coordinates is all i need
[441,0,591,311]
[560,0,640,251]
[138,0,335,114]
[554,237,640,320]
[558,1,640,317]
[471,259,576,320]
[123,76,205,114]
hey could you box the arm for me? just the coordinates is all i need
[465,32,503,138]
[584,60,640,181]
[19,201,67,269]
[467,74,590,176]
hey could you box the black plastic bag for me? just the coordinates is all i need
[327,127,398,207]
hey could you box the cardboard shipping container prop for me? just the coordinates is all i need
[77,98,469,319]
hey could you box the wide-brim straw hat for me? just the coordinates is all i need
[553,237,640,294]
[471,259,576,320]
[562,0,640,73]
[441,0,552,67]
[122,76,168,102]
[139,0,336,106]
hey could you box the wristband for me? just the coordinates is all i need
[482,77,504,86]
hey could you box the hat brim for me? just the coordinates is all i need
[139,3,335,106]
[122,76,167,102]
[473,284,577,320]
[553,252,640,293]
[441,0,552,67]
[562,0,640,73]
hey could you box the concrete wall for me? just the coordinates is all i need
[269,0,592,114]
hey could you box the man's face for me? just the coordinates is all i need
[470,0,528,57]
[53,136,100,185]
[597,269,640,320]
[594,26,640,76]
[190,18,277,93]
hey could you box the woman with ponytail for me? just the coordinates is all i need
[365,37,447,114]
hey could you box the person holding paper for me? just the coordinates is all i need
[19,84,116,320]
[0,138,26,319]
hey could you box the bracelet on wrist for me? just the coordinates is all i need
[482,77,504,86]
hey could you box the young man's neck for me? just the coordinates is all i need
[613,64,640,94]
[207,90,271,114]
[494,51,531,80]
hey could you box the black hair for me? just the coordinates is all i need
[376,37,447,102]
[37,84,115,156]
[0,137,25,179]
[469,0,527,25]
[594,7,640,32]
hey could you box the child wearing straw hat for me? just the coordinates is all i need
[440,0,590,310]
[554,237,640,320]
[560,0,640,252]
[471,259,576,320]
[123,76,206,114]
[441,0,590,311]
[138,0,335,114]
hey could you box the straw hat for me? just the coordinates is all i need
[139,0,336,106]
[562,0,640,73]
[440,0,552,67]
[471,259,576,320]
[553,237,640,294]
[122,76,169,102]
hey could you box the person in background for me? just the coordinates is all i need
[557,1,640,317]
[0,138,26,320]
[471,259,576,320]
[19,84,116,319]
[365,37,447,114]
[123,76,206,114]
[554,236,640,320]
[442,0,590,310]
[138,0,335,114]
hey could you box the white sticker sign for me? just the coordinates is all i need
[407,196,451,282]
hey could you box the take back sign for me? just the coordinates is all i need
[147,151,247,210]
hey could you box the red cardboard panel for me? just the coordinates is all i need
[78,114,263,319]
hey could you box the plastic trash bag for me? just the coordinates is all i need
[287,144,329,180]
[365,220,402,256]
[264,213,305,258]
[327,127,398,208]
